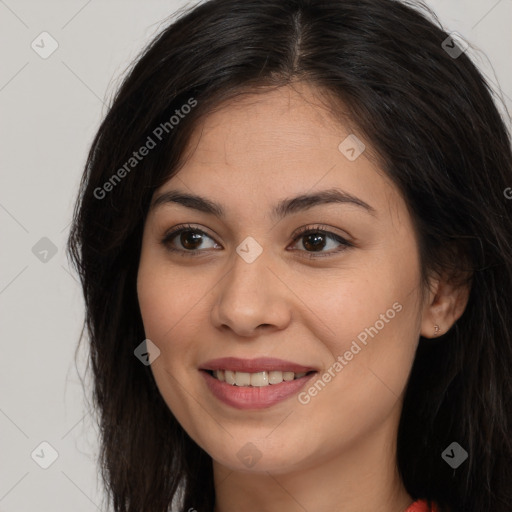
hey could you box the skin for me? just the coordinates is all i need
[137,82,469,512]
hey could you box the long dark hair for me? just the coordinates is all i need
[67,0,512,511]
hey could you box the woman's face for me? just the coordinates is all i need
[137,83,427,474]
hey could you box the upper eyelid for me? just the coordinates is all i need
[162,224,215,241]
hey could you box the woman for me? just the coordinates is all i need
[67,0,512,511]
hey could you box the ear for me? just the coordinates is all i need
[420,271,471,338]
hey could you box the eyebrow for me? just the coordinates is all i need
[150,187,376,220]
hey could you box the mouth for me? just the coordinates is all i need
[199,357,319,409]
[203,369,316,387]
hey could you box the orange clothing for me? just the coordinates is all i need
[405,499,439,512]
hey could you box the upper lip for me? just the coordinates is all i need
[199,357,318,373]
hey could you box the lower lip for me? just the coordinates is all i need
[200,370,317,409]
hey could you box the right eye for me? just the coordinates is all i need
[160,224,221,256]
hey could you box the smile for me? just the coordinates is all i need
[199,357,319,409]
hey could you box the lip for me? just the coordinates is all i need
[200,369,318,410]
[199,357,319,409]
[199,358,318,410]
[199,357,317,373]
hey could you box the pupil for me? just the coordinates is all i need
[181,231,202,250]
[304,233,325,251]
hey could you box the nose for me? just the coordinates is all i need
[210,249,292,337]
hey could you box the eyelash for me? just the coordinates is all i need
[160,223,353,259]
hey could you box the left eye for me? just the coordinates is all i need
[289,228,352,257]
[161,224,352,258]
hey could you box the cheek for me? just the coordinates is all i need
[309,239,422,390]
[136,251,207,368]
[296,280,420,449]
[137,271,173,341]
[137,257,208,435]
[137,237,188,340]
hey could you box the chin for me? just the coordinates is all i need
[205,437,312,474]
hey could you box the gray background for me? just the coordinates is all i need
[1,1,511,511]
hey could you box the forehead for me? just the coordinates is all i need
[154,84,402,224]
[182,84,351,164]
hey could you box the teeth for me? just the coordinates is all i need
[235,371,251,386]
[212,370,309,386]
[269,370,285,384]
[250,371,268,387]
[283,371,295,381]
[224,370,236,385]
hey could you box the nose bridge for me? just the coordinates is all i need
[211,238,290,335]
